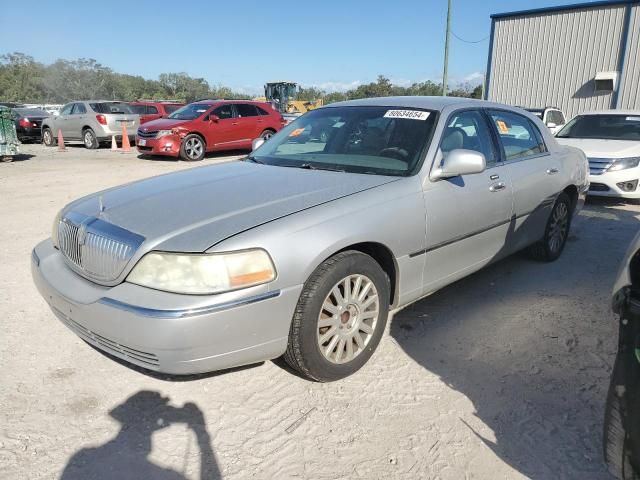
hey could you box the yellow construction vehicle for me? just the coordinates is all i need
[256,81,323,118]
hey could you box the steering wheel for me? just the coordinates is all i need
[379,147,409,161]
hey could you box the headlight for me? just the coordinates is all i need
[52,210,62,248]
[607,157,640,172]
[127,249,276,294]
[156,130,175,137]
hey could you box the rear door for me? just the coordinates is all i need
[422,109,514,293]
[234,103,262,146]
[487,109,563,252]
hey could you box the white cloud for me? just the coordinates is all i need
[462,71,485,83]
[302,80,362,92]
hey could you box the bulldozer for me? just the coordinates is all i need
[256,81,323,120]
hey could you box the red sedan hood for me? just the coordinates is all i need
[138,118,191,131]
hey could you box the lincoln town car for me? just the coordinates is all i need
[31,97,589,381]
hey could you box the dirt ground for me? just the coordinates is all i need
[1,143,637,479]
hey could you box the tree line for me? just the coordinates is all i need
[0,52,482,105]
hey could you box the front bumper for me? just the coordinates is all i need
[588,168,640,199]
[31,240,302,374]
[136,134,181,157]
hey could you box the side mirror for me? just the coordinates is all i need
[546,122,557,128]
[432,149,486,179]
[252,137,265,151]
[209,115,220,123]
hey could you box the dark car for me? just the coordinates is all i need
[606,234,640,479]
[129,100,185,124]
[13,108,49,142]
[136,100,285,161]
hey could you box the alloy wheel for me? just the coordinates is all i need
[184,137,203,160]
[548,202,569,253]
[317,274,379,364]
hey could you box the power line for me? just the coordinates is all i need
[451,31,490,44]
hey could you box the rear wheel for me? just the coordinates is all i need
[259,129,275,141]
[528,192,571,262]
[42,128,55,147]
[180,134,205,161]
[283,251,390,382]
[83,128,99,149]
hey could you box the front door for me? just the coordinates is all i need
[56,103,74,138]
[422,109,514,294]
[67,103,87,140]
[204,104,241,149]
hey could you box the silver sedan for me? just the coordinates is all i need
[31,97,589,381]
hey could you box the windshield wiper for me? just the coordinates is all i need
[291,163,346,172]
[246,155,265,164]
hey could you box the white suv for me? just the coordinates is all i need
[525,107,566,135]
[556,111,640,200]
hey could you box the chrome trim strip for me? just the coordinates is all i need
[98,290,281,318]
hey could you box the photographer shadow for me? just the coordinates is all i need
[61,391,220,480]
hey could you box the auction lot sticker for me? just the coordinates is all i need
[384,110,430,120]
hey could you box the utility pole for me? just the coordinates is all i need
[442,0,452,96]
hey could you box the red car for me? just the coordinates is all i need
[129,100,185,124]
[136,100,285,161]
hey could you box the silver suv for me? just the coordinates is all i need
[41,101,139,149]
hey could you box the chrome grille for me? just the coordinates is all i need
[56,212,144,283]
[588,157,614,175]
[137,129,158,139]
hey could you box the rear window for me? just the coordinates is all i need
[129,105,146,114]
[90,102,134,114]
[556,114,640,141]
[256,106,271,116]
[13,108,49,117]
[164,104,182,114]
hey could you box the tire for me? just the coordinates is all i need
[283,250,390,382]
[527,192,572,262]
[259,129,276,141]
[604,353,640,479]
[179,134,205,161]
[42,128,55,147]
[83,128,99,150]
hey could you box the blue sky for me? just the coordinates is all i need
[4,0,604,94]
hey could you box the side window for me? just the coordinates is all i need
[439,110,497,167]
[213,105,233,119]
[60,104,73,116]
[147,105,159,115]
[235,104,259,117]
[256,106,270,116]
[489,110,546,161]
[72,103,86,114]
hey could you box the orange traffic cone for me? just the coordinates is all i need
[111,135,118,151]
[121,124,131,153]
[57,129,66,151]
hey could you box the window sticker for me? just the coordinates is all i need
[383,110,430,121]
[496,120,509,134]
[289,128,306,137]
[626,116,640,122]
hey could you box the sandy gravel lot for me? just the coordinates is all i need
[1,143,638,479]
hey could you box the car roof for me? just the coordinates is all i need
[575,110,640,116]
[326,96,511,112]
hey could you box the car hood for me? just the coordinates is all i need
[138,118,192,131]
[65,161,398,252]
[556,138,640,158]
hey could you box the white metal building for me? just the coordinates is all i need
[485,0,640,119]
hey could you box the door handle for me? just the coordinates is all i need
[489,182,506,192]
[489,174,500,180]
[546,168,559,175]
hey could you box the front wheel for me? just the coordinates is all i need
[283,251,390,382]
[527,192,572,262]
[259,129,275,141]
[180,134,205,161]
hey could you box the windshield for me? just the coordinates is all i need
[252,106,437,176]
[168,103,211,120]
[556,114,640,140]
[14,108,49,117]
[90,102,134,114]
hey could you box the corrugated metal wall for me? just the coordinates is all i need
[487,4,627,119]
[618,3,640,109]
